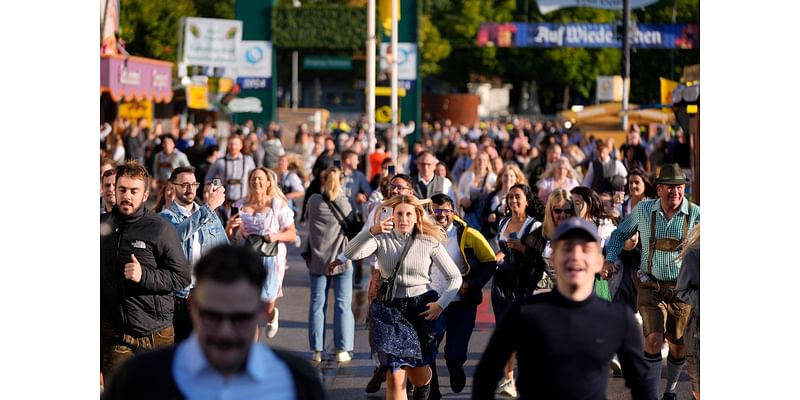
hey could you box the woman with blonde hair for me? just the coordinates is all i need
[457,151,497,228]
[536,157,581,204]
[225,167,296,341]
[303,167,356,363]
[344,194,462,400]
[676,223,700,400]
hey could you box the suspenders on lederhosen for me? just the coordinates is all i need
[647,210,690,277]
[222,156,246,201]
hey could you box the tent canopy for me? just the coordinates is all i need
[559,103,675,127]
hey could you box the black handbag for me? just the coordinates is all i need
[245,234,279,257]
[377,231,416,303]
[323,195,362,240]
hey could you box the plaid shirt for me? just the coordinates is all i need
[605,198,700,281]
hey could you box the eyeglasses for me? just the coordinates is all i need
[432,208,454,215]
[196,306,260,329]
[389,184,410,191]
[552,208,573,215]
[173,182,200,190]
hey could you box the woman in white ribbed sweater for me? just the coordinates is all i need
[345,195,462,400]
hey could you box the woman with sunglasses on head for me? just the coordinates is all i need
[490,184,559,397]
[344,195,462,400]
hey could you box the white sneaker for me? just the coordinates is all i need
[336,350,352,363]
[311,351,323,363]
[498,378,518,397]
[610,355,622,376]
[266,308,279,338]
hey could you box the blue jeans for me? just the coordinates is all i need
[308,267,355,352]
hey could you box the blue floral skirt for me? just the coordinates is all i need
[370,290,439,371]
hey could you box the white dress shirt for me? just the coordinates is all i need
[173,334,296,400]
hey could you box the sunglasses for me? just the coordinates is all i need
[432,208,454,215]
[196,306,260,329]
[552,208,573,215]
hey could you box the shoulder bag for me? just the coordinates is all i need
[244,210,280,257]
[322,195,361,240]
[377,231,417,303]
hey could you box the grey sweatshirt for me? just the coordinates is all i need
[344,228,462,309]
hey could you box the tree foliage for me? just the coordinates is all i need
[118,0,236,63]
[421,0,699,113]
[419,15,451,76]
[119,0,197,62]
[272,5,366,49]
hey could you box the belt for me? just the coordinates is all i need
[648,279,680,302]
[654,238,683,252]
[227,179,242,185]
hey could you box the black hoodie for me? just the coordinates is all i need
[101,205,190,337]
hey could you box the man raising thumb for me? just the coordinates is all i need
[124,254,142,282]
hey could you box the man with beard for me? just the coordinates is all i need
[473,218,654,400]
[101,169,116,214]
[102,245,326,400]
[602,163,700,400]
[159,166,230,342]
[428,194,496,400]
[100,161,191,385]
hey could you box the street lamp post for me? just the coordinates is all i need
[621,0,631,130]
[366,0,376,178]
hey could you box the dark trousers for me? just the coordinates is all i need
[100,321,174,386]
[173,296,194,343]
[430,301,478,397]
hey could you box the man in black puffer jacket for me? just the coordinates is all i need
[100,161,190,385]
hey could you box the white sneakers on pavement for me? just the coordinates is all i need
[266,308,279,338]
[498,378,518,397]
[336,351,352,363]
[311,351,323,363]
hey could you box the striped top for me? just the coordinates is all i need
[605,198,700,281]
[344,228,463,309]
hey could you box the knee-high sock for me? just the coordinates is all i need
[665,355,686,393]
[644,351,663,398]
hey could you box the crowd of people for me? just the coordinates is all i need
[99,114,700,400]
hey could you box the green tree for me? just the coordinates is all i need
[118,0,238,63]
[119,0,197,62]
[423,0,698,113]
[419,15,451,76]
[194,0,235,19]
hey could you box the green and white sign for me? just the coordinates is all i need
[303,55,352,70]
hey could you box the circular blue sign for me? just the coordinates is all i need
[245,46,263,64]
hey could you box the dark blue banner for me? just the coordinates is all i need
[477,23,698,49]
[236,77,271,90]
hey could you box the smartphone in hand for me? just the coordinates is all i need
[380,207,394,228]
[231,206,239,216]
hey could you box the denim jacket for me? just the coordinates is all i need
[159,201,229,297]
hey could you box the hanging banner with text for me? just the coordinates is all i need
[536,0,659,15]
[477,23,698,49]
